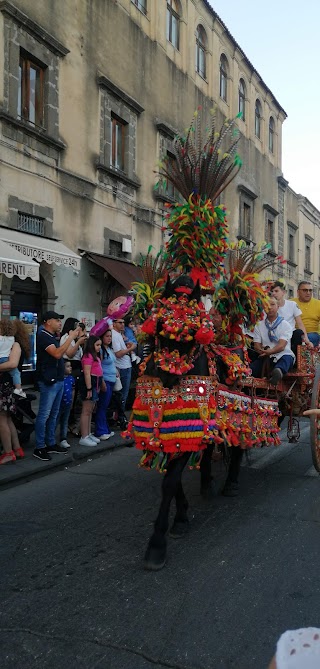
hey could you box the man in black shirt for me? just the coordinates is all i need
[34,312,80,461]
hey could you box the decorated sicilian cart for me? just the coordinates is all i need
[121,110,293,570]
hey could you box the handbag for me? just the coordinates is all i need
[114,376,122,391]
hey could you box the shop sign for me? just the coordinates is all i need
[6,242,81,270]
[0,260,39,280]
[77,312,96,331]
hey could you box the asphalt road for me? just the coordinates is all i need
[1,421,320,669]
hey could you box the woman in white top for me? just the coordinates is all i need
[271,281,313,354]
[60,318,87,434]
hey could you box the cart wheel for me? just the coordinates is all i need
[310,365,320,472]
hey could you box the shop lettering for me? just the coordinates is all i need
[0,262,26,277]
[7,243,79,269]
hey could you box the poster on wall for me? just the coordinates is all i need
[77,312,96,332]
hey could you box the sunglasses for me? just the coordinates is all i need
[299,288,312,292]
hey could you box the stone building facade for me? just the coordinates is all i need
[0,0,319,323]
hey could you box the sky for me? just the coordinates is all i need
[207,0,320,210]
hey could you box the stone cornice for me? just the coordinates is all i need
[0,110,66,151]
[263,203,279,217]
[237,184,258,200]
[0,1,69,56]
[96,163,141,189]
[277,175,289,191]
[155,120,177,140]
[97,75,144,115]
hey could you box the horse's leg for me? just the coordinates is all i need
[144,452,190,570]
[200,442,214,498]
[169,480,189,538]
[222,446,244,497]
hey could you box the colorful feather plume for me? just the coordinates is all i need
[131,246,169,319]
[212,241,285,342]
[158,109,242,277]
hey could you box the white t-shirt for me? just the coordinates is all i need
[253,317,295,361]
[0,335,14,358]
[277,300,302,329]
[112,329,132,369]
[60,333,83,361]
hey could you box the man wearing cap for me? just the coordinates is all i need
[34,312,80,461]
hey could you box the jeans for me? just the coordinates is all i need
[0,356,21,385]
[119,367,132,410]
[250,354,294,378]
[307,332,320,347]
[58,402,72,441]
[35,381,64,449]
[94,381,114,436]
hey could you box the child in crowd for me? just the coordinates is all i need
[124,315,141,364]
[79,335,103,446]
[57,360,75,448]
[0,320,26,398]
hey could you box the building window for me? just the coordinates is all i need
[167,0,180,49]
[305,237,312,272]
[219,54,228,102]
[266,217,274,249]
[110,116,126,171]
[195,25,207,79]
[255,99,262,139]
[288,286,294,298]
[17,212,45,236]
[287,224,296,263]
[18,52,45,127]
[238,79,246,120]
[109,239,125,258]
[239,201,252,240]
[131,0,147,15]
[165,152,178,200]
[269,116,275,153]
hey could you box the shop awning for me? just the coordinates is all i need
[86,252,142,290]
[0,228,81,270]
[0,240,40,281]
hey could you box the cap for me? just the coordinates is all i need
[42,311,64,322]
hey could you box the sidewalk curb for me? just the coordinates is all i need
[0,436,134,489]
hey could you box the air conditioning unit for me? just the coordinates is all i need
[122,238,132,253]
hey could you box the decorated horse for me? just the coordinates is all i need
[123,110,281,570]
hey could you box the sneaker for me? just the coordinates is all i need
[79,436,97,447]
[99,432,115,440]
[60,439,71,449]
[13,389,27,398]
[89,434,100,444]
[269,368,283,386]
[46,444,69,454]
[33,448,51,461]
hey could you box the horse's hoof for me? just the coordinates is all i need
[144,545,167,571]
[222,482,239,497]
[200,484,214,500]
[169,520,189,539]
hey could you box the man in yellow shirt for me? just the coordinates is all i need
[292,281,320,346]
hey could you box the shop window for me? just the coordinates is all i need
[18,212,45,236]
[255,99,262,139]
[238,79,246,120]
[18,52,45,128]
[219,54,228,102]
[167,0,180,49]
[195,25,207,79]
[131,0,147,15]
